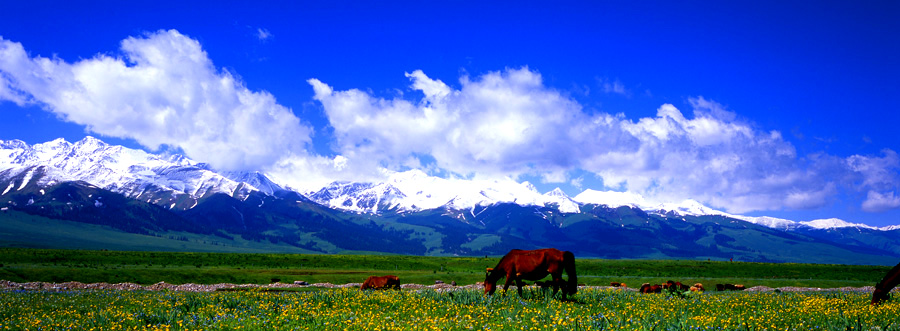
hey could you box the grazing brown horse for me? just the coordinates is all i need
[639,283,662,293]
[484,248,577,298]
[872,262,900,305]
[360,275,401,290]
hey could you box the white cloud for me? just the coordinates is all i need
[3,30,896,215]
[257,28,272,41]
[310,67,587,180]
[862,191,900,212]
[0,30,312,171]
[310,69,853,213]
[847,150,900,212]
[598,77,629,96]
[847,149,900,190]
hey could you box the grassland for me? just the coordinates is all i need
[2,287,899,330]
[2,248,898,330]
[0,248,892,288]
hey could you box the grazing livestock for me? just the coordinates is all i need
[716,283,745,291]
[640,283,662,293]
[661,280,689,292]
[610,282,627,287]
[360,275,400,290]
[484,248,577,299]
[640,280,697,294]
[872,262,900,305]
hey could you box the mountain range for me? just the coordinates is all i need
[1,137,899,265]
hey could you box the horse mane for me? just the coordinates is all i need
[486,249,523,282]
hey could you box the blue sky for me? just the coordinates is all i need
[0,1,898,226]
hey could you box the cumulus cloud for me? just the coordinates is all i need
[3,30,897,214]
[862,191,900,212]
[0,30,312,171]
[309,68,868,213]
[579,100,839,213]
[847,150,900,212]
[310,68,590,181]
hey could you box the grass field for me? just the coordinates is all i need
[0,248,892,288]
[1,287,899,330]
[1,248,898,330]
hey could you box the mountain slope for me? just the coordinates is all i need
[2,137,900,264]
[308,170,581,214]
[0,137,283,210]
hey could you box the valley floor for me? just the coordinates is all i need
[0,279,890,294]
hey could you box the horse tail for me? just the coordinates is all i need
[563,250,577,295]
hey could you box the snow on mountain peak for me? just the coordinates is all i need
[309,170,586,214]
[541,188,579,213]
[0,137,281,208]
[5,137,899,232]
[653,199,727,217]
[573,189,649,208]
[0,139,27,150]
[521,181,538,193]
[729,215,799,230]
[800,218,876,230]
[545,187,567,198]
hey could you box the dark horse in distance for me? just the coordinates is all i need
[872,262,900,305]
[484,248,577,299]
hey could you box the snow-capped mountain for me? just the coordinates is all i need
[308,169,581,214]
[727,215,893,231]
[573,189,727,218]
[0,136,283,209]
[572,188,900,231]
[2,137,897,232]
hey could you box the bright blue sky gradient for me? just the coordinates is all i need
[1,1,898,225]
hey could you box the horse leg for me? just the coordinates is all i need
[550,272,567,299]
[551,276,562,297]
[515,278,526,297]
[502,274,515,294]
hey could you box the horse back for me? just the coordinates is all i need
[498,248,565,279]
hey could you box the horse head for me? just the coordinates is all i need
[872,280,891,305]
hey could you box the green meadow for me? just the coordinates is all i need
[1,248,898,330]
[2,286,899,330]
[0,248,891,288]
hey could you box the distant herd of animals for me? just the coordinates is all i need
[356,248,900,306]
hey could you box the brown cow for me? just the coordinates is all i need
[690,283,705,292]
[360,275,401,290]
[484,248,577,299]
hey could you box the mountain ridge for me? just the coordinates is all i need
[2,136,896,231]
[2,137,900,264]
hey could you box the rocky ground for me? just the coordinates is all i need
[0,280,886,293]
